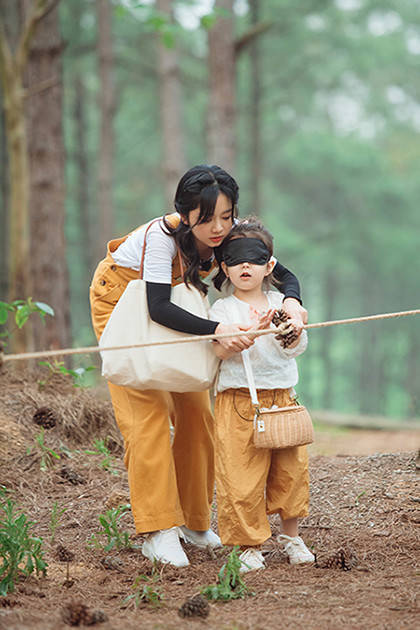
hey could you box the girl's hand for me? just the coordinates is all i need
[214,323,255,353]
[248,308,276,341]
[282,298,307,336]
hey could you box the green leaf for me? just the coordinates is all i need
[15,306,29,329]
[0,305,9,325]
[34,302,54,317]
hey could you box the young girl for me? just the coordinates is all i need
[209,218,314,571]
[90,165,306,568]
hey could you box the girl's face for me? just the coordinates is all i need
[222,257,275,292]
[186,193,234,255]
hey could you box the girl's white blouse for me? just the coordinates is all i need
[209,291,307,393]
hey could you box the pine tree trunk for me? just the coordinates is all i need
[0,93,8,299]
[24,0,71,351]
[156,0,186,210]
[73,76,92,276]
[96,0,115,256]
[320,270,337,410]
[207,0,236,173]
[249,0,261,214]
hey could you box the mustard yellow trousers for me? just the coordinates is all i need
[90,255,215,534]
[214,388,309,547]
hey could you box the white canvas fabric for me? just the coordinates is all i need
[99,280,219,392]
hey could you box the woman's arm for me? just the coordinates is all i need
[273,262,308,325]
[147,283,255,351]
[146,282,218,335]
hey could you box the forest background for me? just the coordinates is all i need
[0,0,419,421]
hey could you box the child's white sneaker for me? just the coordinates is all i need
[142,527,189,567]
[238,548,265,573]
[277,534,315,565]
[178,525,222,549]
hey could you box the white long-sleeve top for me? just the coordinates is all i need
[209,291,307,393]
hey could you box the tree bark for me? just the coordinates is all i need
[73,76,92,276]
[156,0,186,210]
[96,0,115,256]
[207,0,236,173]
[23,0,71,351]
[249,0,261,214]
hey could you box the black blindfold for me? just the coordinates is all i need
[222,238,271,267]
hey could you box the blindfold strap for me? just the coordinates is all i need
[223,237,271,267]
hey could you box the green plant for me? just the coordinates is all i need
[123,565,163,608]
[49,502,67,545]
[85,438,118,475]
[0,299,54,345]
[38,360,96,389]
[0,497,47,595]
[28,428,61,471]
[88,505,132,551]
[201,547,253,602]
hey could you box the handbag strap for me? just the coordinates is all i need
[229,299,260,411]
[139,218,184,281]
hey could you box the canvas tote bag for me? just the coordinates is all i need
[99,220,219,392]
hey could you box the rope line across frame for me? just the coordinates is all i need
[0,309,419,365]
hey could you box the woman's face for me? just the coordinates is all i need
[187,193,234,256]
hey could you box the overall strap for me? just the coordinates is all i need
[139,217,185,281]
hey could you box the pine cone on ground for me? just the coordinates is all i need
[178,594,210,619]
[32,406,58,429]
[316,547,357,571]
[61,601,108,626]
[56,544,75,563]
[60,466,86,485]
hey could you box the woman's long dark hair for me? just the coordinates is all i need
[162,164,239,295]
[213,217,282,291]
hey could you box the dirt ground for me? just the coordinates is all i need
[0,367,418,630]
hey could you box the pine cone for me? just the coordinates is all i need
[178,594,210,619]
[272,309,289,327]
[61,601,88,626]
[61,601,108,626]
[60,466,86,486]
[316,547,357,571]
[56,544,75,563]
[33,406,58,429]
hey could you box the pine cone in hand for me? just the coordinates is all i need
[272,309,299,348]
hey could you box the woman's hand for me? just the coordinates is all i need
[214,322,255,353]
[282,298,307,336]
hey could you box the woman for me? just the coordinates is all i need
[90,165,306,568]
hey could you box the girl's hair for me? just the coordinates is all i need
[163,164,239,295]
[213,216,281,291]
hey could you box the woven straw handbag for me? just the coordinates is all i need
[253,400,314,449]
[241,348,314,450]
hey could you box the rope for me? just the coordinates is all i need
[0,308,419,364]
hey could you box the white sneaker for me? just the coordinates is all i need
[238,548,265,573]
[178,525,222,550]
[142,527,189,567]
[277,535,315,565]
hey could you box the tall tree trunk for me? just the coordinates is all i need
[320,269,338,410]
[207,0,236,173]
[156,0,186,210]
[249,0,261,215]
[96,0,115,257]
[0,0,50,352]
[73,76,92,276]
[23,0,70,352]
[0,90,8,300]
